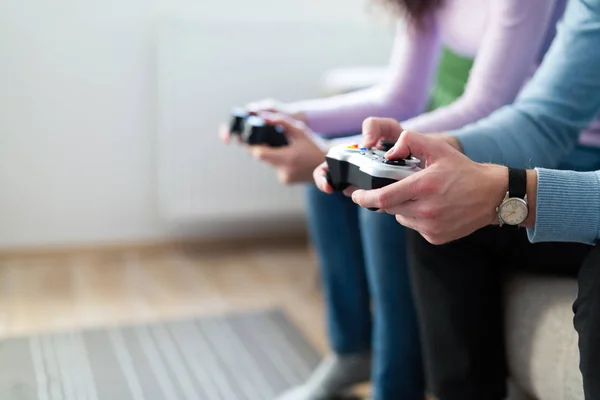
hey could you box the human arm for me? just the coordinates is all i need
[286,20,441,136]
[319,0,600,246]
[447,0,600,244]
[450,0,600,169]
[401,0,560,134]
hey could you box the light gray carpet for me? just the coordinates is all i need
[0,309,321,400]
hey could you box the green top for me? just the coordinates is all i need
[428,47,474,111]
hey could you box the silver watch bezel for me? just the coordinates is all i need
[496,192,529,227]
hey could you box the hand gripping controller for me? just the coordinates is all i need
[325,143,420,192]
[229,108,288,147]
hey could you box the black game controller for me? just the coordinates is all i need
[230,108,248,136]
[229,109,288,147]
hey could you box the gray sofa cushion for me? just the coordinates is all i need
[505,274,583,400]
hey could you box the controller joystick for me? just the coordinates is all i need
[325,143,420,207]
[378,140,414,161]
[229,109,288,147]
[379,140,395,151]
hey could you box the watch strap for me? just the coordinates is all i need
[508,168,527,199]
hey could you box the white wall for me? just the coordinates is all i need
[0,0,393,249]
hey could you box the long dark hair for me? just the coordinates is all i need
[378,0,443,26]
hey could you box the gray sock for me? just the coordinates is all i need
[275,352,372,400]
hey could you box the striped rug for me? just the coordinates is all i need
[0,309,321,400]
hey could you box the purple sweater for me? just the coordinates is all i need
[288,0,568,137]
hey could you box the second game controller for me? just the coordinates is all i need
[229,108,248,136]
[243,116,289,147]
[229,109,288,147]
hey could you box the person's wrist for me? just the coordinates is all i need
[480,164,509,225]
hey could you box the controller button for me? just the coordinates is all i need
[347,144,359,149]
[359,147,368,152]
[383,158,407,166]
[379,141,396,151]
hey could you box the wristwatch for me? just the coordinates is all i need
[497,168,529,227]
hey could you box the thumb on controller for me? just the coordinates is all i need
[385,131,454,164]
[361,117,403,148]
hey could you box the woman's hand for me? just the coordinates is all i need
[249,112,327,184]
[246,98,307,122]
[219,98,306,144]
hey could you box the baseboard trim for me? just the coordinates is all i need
[0,229,309,260]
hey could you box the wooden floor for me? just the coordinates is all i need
[0,239,379,397]
[0,241,328,354]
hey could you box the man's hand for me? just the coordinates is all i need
[250,112,327,184]
[351,131,509,244]
[313,161,334,194]
[361,117,404,148]
[311,117,405,195]
[361,117,464,151]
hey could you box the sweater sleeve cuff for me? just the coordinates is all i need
[527,168,600,244]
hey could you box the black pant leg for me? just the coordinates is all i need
[408,227,509,400]
[573,243,600,399]
[409,226,592,400]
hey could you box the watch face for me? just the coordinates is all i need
[500,198,528,226]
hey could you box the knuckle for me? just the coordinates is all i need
[362,117,378,134]
[279,171,292,185]
[363,117,376,127]
[418,204,440,219]
[418,176,440,195]
[292,119,307,130]
[376,191,390,209]
[417,208,433,219]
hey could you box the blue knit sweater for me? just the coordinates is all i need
[450,0,600,244]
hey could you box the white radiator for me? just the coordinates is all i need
[157,19,392,223]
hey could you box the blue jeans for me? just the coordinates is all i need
[304,185,424,400]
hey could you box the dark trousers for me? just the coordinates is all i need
[408,226,600,399]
